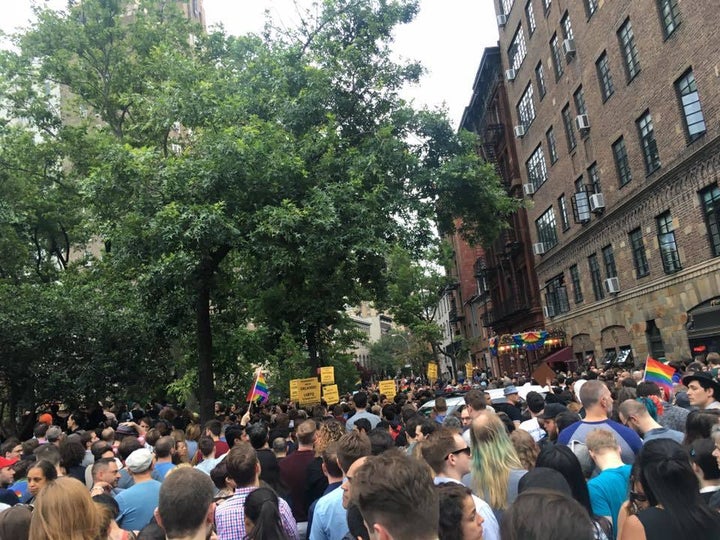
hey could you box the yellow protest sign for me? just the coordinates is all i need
[427,362,438,380]
[378,380,397,400]
[297,377,322,405]
[320,366,335,385]
[465,363,473,379]
[323,384,340,405]
[289,379,300,402]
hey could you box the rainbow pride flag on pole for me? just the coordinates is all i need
[246,372,269,404]
[643,356,677,397]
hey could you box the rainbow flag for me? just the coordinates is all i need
[246,372,269,403]
[644,356,677,396]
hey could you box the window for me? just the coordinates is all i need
[509,26,528,71]
[501,0,515,15]
[561,11,574,40]
[588,253,605,301]
[525,1,536,35]
[587,162,601,193]
[596,52,614,101]
[629,228,650,277]
[573,86,587,115]
[700,185,720,257]
[562,104,576,152]
[550,34,564,79]
[637,110,660,174]
[618,19,640,81]
[536,207,558,250]
[602,245,617,277]
[526,145,548,189]
[546,127,558,164]
[517,83,536,127]
[656,212,681,273]
[535,62,547,99]
[675,69,706,142]
[585,0,598,18]
[545,275,570,315]
[569,264,583,304]
[612,137,632,187]
[558,194,570,231]
[572,182,591,223]
[657,0,680,38]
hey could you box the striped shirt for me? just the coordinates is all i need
[215,486,299,540]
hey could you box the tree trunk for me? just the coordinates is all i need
[196,280,215,425]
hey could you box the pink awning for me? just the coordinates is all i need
[543,346,575,365]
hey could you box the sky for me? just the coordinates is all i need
[2,0,499,129]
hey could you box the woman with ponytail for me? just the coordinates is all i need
[618,439,720,540]
[243,487,290,540]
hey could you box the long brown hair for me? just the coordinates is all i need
[29,477,101,540]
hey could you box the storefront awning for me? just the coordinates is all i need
[543,346,574,365]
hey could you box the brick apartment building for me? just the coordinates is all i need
[458,47,544,374]
[493,0,720,366]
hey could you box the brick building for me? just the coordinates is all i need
[494,0,720,366]
[459,47,544,374]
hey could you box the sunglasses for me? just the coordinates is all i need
[446,447,471,459]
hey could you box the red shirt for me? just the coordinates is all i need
[278,448,315,522]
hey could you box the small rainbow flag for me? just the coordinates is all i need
[246,372,269,403]
[644,356,677,397]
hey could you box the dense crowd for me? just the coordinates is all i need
[3,355,720,539]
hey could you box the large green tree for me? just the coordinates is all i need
[0,0,516,422]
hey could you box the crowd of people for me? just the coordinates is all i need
[2,355,720,539]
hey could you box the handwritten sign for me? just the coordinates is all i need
[465,363,473,379]
[427,362,438,380]
[320,366,335,385]
[322,384,339,405]
[378,380,397,400]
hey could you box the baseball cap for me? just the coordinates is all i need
[0,456,18,469]
[125,448,153,473]
[538,403,568,420]
[45,426,62,442]
[503,385,519,396]
[38,413,53,425]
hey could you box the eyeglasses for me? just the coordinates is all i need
[445,447,471,459]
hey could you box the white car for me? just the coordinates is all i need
[418,384,548,417]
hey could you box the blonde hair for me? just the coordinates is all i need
[29,477,100,540]
[314,421,345,456]
[509,429,539,472]
[469,411,523,510]
[585,428,619,453]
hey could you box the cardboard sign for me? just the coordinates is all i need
[289,379,300,402]
[297,377,322,405]
[378,379,397,399]
[532,363,556,386]
[322,384,339,405]
[465,363,474,378]
[427,362,438,380]
[320,366,335,385]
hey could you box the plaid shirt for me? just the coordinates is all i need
[215,486,298,540]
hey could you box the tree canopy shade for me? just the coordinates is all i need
[0,0,517,422]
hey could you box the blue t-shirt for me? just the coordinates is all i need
[152,462,176,482]
[115,479,162,530]
[643,427,684,444]
[588,464,631,539]
[557,420,642,464]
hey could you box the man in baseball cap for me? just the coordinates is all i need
[114,448,161,531]
[537,403,568,447]
[0,457,19,506]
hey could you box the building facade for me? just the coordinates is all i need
[494,0,720,365]
[460,47,544,352]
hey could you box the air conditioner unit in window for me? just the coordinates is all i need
[562,39,576,58]
[513,125,526,138]
[523,183,535,196]
[589,192,606,212]
[604,276,620,294]
[532,242,546,256]
[505,68,516,81]
[497,14,508,27]
[543,305,556,318]
[576,114,590,131]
